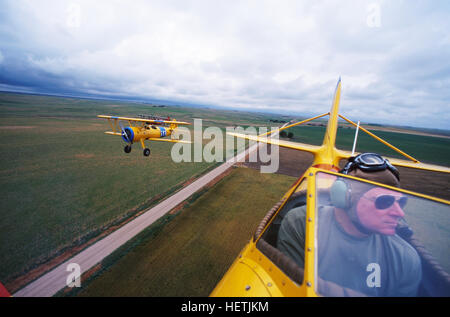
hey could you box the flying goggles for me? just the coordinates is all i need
[341,153,400,181]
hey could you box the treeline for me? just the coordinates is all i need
[269,119,288,123]
[280,131,294,138]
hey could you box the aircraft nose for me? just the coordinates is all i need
[121,127,134,143]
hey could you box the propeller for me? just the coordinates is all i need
[119,121,132,144]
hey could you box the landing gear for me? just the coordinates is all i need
[143,148,151,157]
[124,145,132,153]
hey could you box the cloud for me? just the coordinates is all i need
[1,0,450,129]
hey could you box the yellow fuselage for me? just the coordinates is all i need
[126,125,172,143]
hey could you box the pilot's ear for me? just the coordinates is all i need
[330,179,351,209]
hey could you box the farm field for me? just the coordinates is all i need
[70,167,296,297]
[0,92,283,291]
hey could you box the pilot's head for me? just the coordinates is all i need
[354,187,407,235]
[331,153,403,235]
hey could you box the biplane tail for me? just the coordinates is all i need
[226,78,450,174]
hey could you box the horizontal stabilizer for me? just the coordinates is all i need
[98,115,191,125]
[226,132,321,154]
[388,158,450,174]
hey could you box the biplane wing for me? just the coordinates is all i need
[146,138,191,144]
[97,115,191,125]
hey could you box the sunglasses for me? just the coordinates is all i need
[362,195,408,210]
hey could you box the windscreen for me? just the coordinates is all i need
[315,172,450,297]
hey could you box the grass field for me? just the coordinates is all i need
[69,167,295,297]
[0,92,283,288]
[0,117,213,287]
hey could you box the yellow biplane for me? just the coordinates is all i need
[211,78,450,297]
[97,114,191,156]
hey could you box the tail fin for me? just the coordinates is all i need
[169,119,178,130]
[226,78,343,169]
[322,77,341,150]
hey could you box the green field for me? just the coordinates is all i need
[69,167,295,297]
[0,92,282,289]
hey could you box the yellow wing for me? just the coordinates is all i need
[227,132,450,174]
[97,115,191,125]
[147,138,192,144]
[226,132,321,153]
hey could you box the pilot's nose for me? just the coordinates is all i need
[388,200,405,218]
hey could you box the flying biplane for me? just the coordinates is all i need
[97,115,191,156]
[211,78,450,297]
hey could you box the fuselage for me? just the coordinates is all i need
[122,125,172,143]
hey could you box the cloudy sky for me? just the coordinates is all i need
[1,0,449,129]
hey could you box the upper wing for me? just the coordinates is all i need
[97,115,191,125]
[226,132,322,153]
[336,149,450,174]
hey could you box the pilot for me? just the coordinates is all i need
[277,153,422,296]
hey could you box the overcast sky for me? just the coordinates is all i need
[1,0,449,129]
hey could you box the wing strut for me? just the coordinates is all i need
[338,114,419,163]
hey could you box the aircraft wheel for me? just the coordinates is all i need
[143,148,151,157]
[124,145,132,153]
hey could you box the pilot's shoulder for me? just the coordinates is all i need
[283,205,307,222]
[389,235,422,266]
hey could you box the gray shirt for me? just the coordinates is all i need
[277,205,422,297]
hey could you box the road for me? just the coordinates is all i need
[13,127,283,297]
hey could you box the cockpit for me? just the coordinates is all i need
[255,168,450,297]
